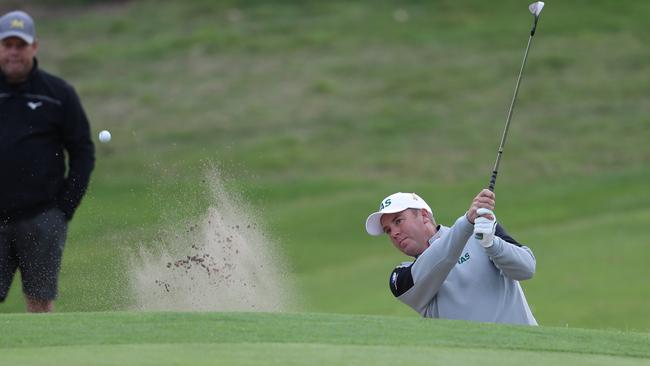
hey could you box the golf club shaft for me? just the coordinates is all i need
[488,32,535,192]
[475,3,543,241]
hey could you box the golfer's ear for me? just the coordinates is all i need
[420,209,431,224]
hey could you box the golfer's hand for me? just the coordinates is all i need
[466,189,495,224]
[474,208,497,247]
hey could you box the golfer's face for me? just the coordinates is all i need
[380,209,429,257]
[0,37,37,82]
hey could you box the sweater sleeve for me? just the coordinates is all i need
[483,233,536,281]
[394,215,474,316]
[57,84,95,220]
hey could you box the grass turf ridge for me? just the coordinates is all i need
[1,312,648,359]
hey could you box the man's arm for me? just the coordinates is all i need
[393,215,473,315]
[484,234,536,281]
[390,189,495,316]
[474,210,536,281]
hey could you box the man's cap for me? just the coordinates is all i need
[0,11,36,45]
[365,192,433,236]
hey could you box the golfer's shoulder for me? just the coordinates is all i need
[389,261,415,297]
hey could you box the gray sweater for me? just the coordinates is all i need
[389,215,537,325]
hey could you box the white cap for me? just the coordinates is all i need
[365,192,433,236]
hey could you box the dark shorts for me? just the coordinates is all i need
[0,208,68,302]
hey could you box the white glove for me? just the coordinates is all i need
[473,208,497,248]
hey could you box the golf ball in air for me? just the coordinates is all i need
[99,130,111,143]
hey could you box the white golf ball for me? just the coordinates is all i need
[99,130,111,143]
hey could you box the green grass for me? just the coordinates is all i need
[1,0,649,333]
[1,312,649,365]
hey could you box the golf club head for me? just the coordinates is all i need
[528,1,545,35]
[529,2,545,18]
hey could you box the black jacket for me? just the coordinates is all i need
[0,59,95,221]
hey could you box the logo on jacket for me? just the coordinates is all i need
[27,101,42,110]
[458,252,470,264]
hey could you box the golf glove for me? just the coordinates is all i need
[474,208,497,248]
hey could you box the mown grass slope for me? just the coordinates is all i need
[1,1,648,330]
[1,312,649,365]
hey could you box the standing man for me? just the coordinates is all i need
[365,189,537,325]
[0,10,95,312]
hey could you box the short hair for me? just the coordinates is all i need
[410,208,436,225]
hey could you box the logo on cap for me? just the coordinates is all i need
[379,198,391,210]
[10,19,24,29]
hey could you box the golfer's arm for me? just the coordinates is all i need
[484,238,536,280]
[397,215,473,315]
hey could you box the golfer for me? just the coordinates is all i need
[365,189,537,325]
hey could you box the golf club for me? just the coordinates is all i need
[476,2,544,240]
[487,1,545,192]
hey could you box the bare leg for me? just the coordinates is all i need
[25,296,54,313]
